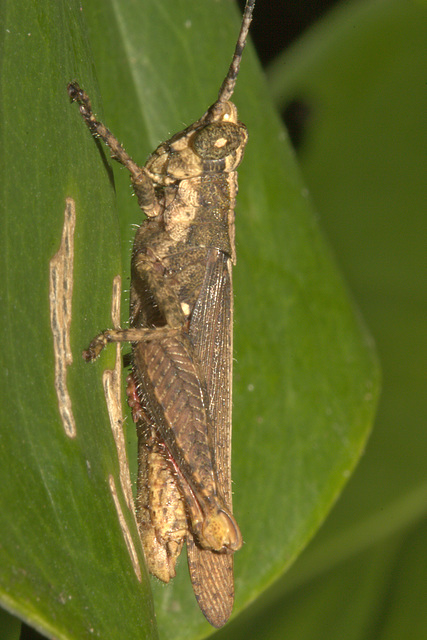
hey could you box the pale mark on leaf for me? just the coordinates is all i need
[109,475,142,581]
[49,197,76,438]
[104,275,142,580]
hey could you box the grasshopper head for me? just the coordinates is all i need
[145,101,248,181]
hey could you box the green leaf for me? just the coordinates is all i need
[0,1,379,639]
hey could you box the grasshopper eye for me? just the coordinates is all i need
[192,122,243,161]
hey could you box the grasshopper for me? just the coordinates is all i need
[69,0,254,627]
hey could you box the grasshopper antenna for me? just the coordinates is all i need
[216,0,255,105]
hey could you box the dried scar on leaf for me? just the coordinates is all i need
[49,197,76,438]
[109,474,141,581]
[104,276,142,581]
[50,204,140,578]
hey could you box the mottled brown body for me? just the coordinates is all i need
[70,0,254,628]
[127,374,187,582]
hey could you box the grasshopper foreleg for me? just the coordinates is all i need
[67,82,160,217]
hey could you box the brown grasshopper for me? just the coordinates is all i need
[68,0,254,627]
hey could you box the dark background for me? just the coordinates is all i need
[238,0,339,63]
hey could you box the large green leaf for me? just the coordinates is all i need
[0,1,379,639]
